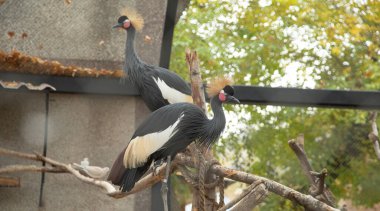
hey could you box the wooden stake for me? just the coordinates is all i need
[0,176,20,187]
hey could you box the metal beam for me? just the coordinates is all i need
[1,72,380,110]
[233,85,380,110]
[159,0,179,69]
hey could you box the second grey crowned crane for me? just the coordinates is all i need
[113,7,192,111]
[107,77,239,192]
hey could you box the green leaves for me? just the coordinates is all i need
[171,0,380,208]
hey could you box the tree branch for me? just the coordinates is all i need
[0,176,20,187]
[0,148,338,210]
[186,49,218,211]
[230,183,268,211]
[0,147,117,194]
[288,134,336,206]
[288,134,314,184]
[310,169,328,197]
[176,154,338,211]
[186,48,207,112]
[0,164,65,174]
[217,180,267,211]
[368,112,380,160]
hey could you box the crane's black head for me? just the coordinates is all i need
[207,77,239,104]
[113,16,132,30]
[218,85,239,104]
[113,8,144,31]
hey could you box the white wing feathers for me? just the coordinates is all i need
[152,77,193,104]
[123,115,184,168]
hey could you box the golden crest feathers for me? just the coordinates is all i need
[206,76,233,97]
[121,6,144,31]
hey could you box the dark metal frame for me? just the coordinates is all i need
[1,72,380,110]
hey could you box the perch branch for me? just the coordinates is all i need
[0,147,338,210]
[186,48,218,211]
[310,169,328,197]
[288,134,314,184]
[0,164,65,174]
[0,147,116,193]
[217,180,266,211]
[368,112,380,160]
[231,183,268,211]
[176,153,338,211]
[288,134,335,206]
[186,48,207,112]
[0,176,20,187]
[0,147,40,161]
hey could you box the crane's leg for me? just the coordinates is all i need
[161,155,171,211]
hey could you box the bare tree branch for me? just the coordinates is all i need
[186,49,218,211]
[0,147,40,161]
[368,112,380,160]
[288,134,336,206]
[0,147,117,194]
[217,180,266,211]
[0,164,65,174]
[288,134,314,184]
[176,154,339,211]
[0,176,20,187]
[310,169,328,197]
[230,183,268,211]
[186,48,207,113]
[0,146,338,210]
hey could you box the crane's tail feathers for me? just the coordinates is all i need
[120,164,150,192]
[107,149,126,186]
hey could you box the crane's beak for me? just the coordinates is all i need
[227,95,240,104]
[112,23,123,29]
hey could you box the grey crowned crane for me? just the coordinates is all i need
[107,77,239,192]
[113,8,192,111]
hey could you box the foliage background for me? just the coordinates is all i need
[170,0,380,210]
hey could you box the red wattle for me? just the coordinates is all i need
[218,93,226,102]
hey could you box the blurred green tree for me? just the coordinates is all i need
[170,0,380,209]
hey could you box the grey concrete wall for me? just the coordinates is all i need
[0,0,169,210]
[0,91,45,209]
[43,93,138,211]
[0,90,151,210]
[0,0,167,66]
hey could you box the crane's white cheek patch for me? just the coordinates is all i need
[123,115,184,168]
[153,77,193,104]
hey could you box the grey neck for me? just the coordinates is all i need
[204,96,226,145]
[125,27,142,74]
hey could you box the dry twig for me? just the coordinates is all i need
[0,146,338,210]
[231,183,268,211]
[288,134,336,206]
[310,169,328,197]
[0,176,20,187]
[368,112,380,160]
[176,153,339,211]
[217,180,267,211]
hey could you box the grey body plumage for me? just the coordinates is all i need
[122,22,192,111]
[107,86,239,192]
